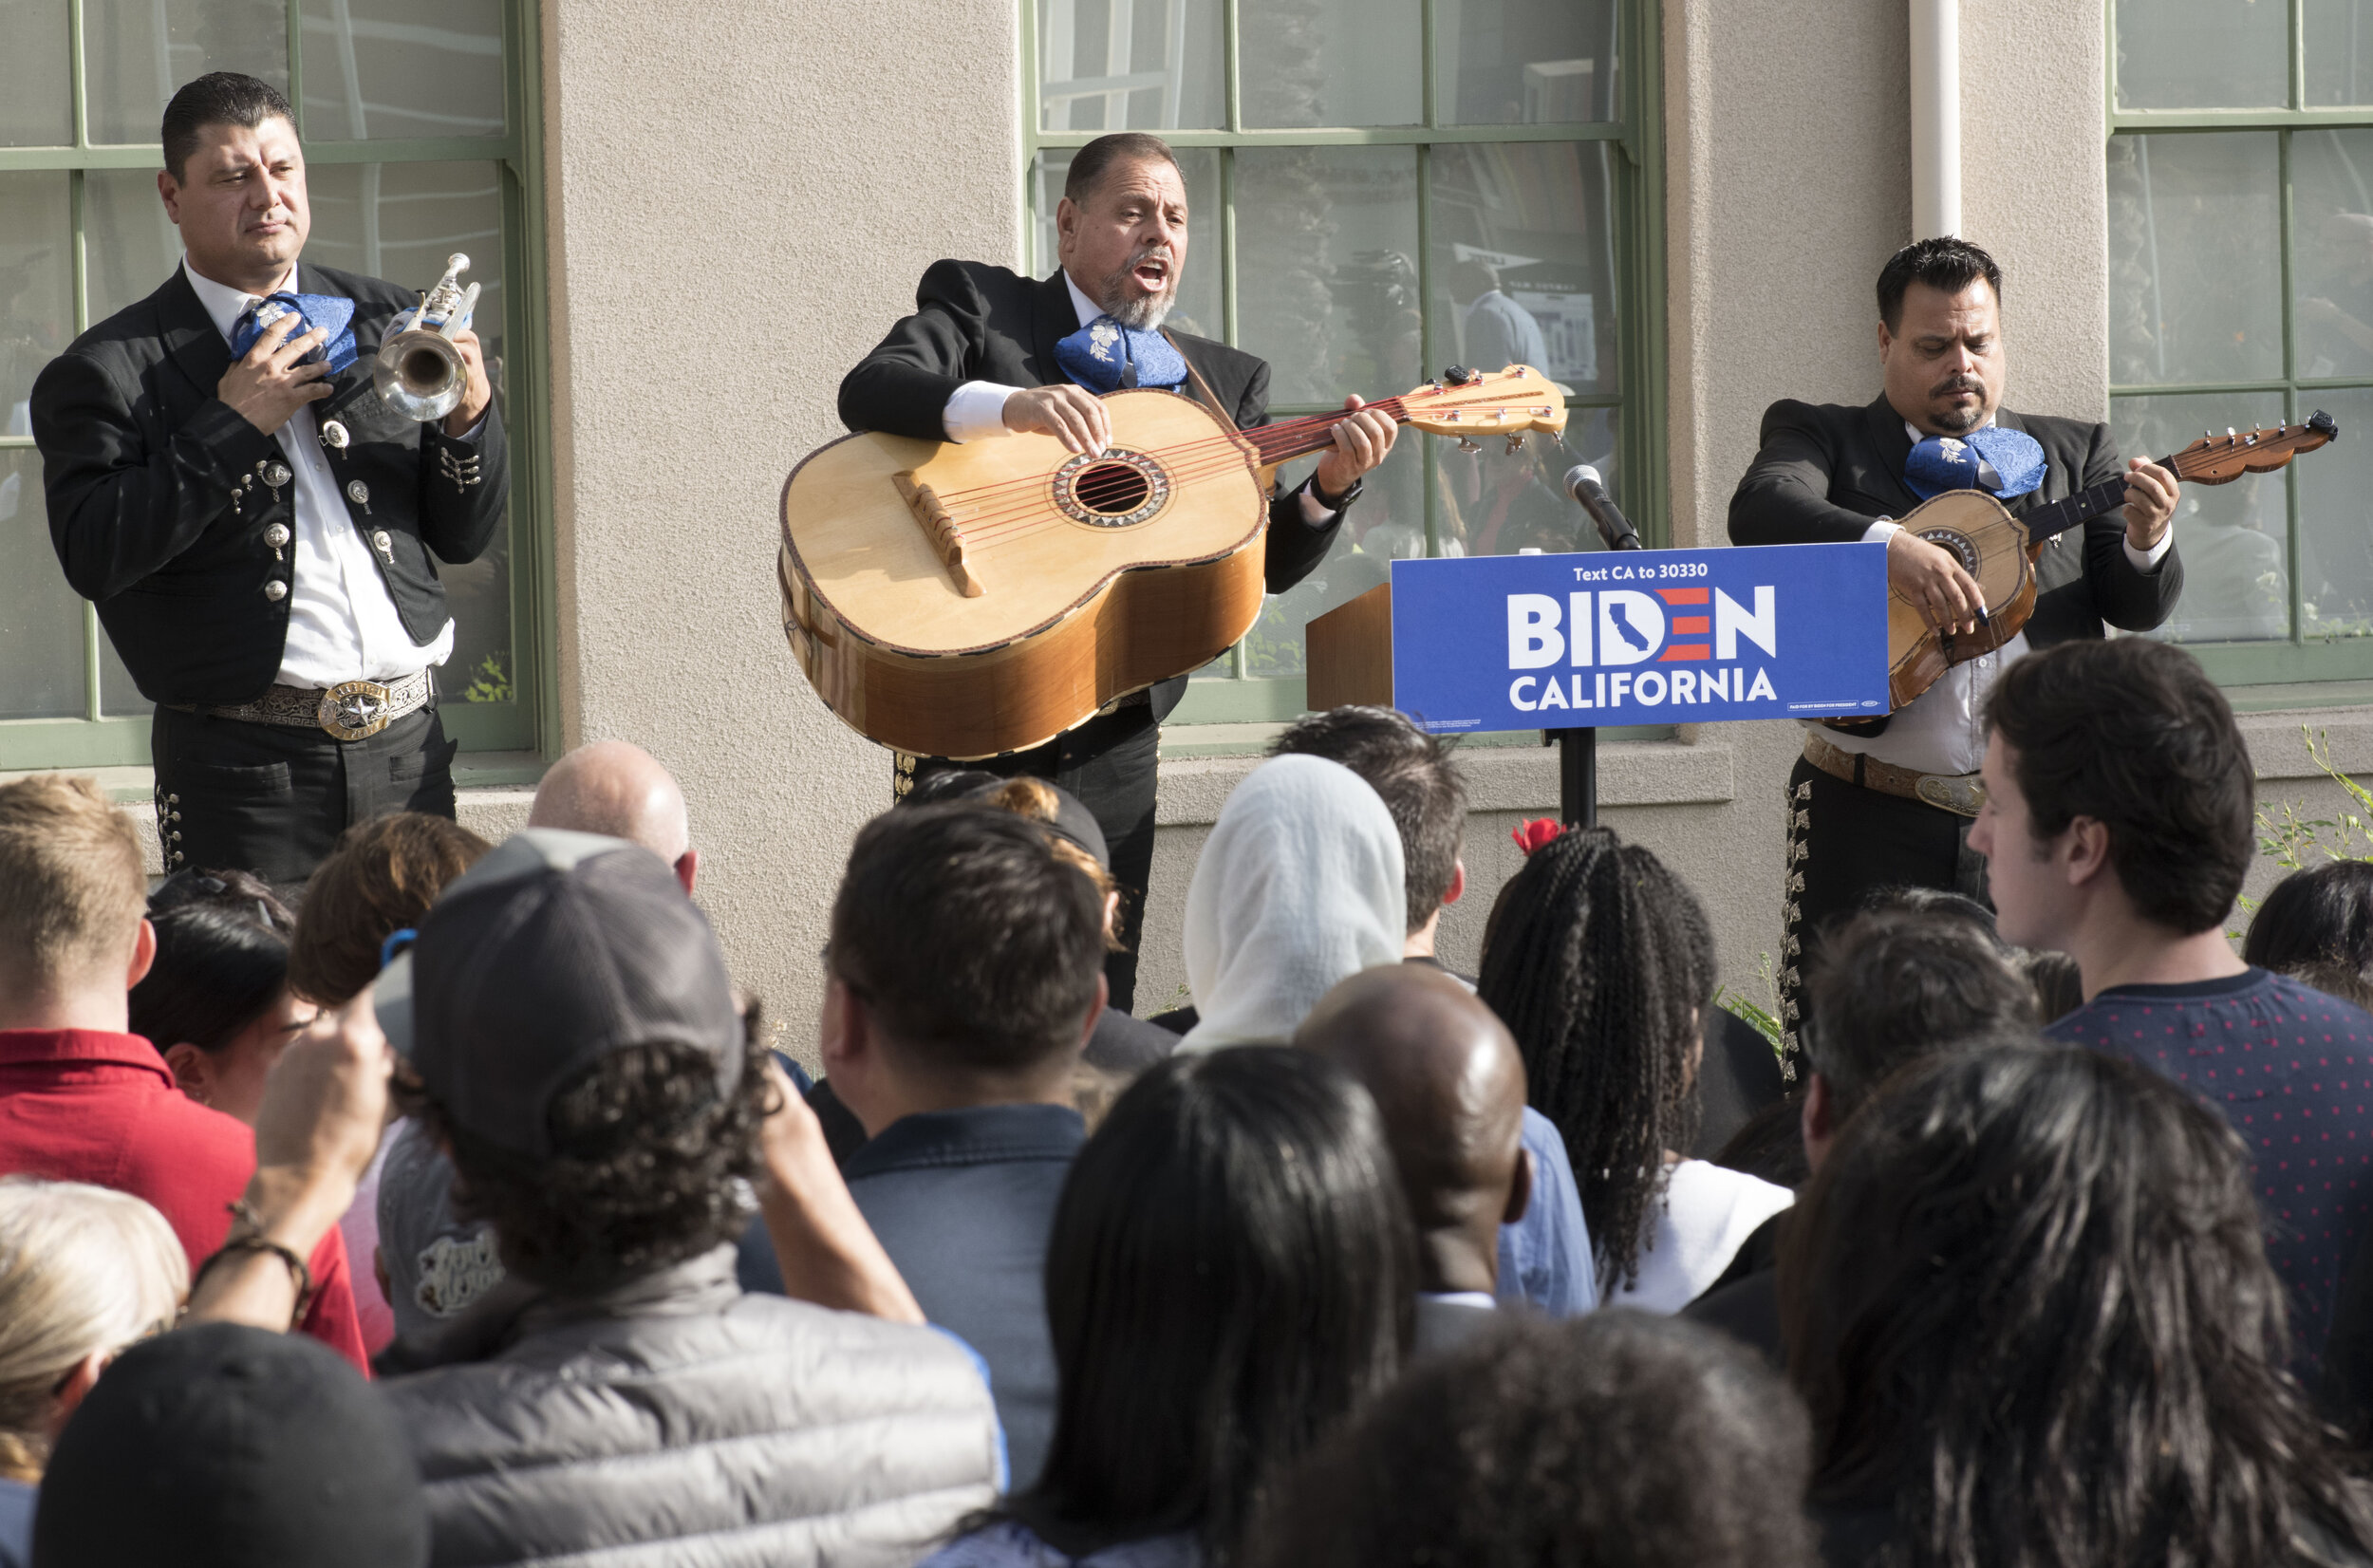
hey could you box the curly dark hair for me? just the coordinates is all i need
[408,1038,769,1296]
[1476,827,1714,1294]
[1246,1312,1819,1568]
[1784,1046,2373,1568]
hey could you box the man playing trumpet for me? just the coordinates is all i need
[32,72,509,884]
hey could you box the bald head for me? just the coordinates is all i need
[1296,964,1530,1294]
[528,741,696,891]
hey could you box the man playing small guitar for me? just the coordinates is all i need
[1728,237,2184,1051]
[838,130,1399,1011]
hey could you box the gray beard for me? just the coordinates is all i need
[1096,270,1174,331]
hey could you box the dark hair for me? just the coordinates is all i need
[1246,1313,1820,1568]
[1063,132,1183,205]
[412,1039,766,1296]
[1271,705,1468,935]
[1859,883,2005,946]
[1803,911,2035,1123]
[160,72,295,181]
[1710,1092,1811,1189]
[1476,826,1714,1293]
[1876,236,2005,332]
[127,869,293,1056]
[1000,1048,1413,1565]
[2016,946,2085,1023]
[831,806,1106,1073]
[2244,860,2373,974]
[901,768,1005,807]
[288,812,490,1004]
[1986,639,2254,935]
[1782,1047,2373,1568]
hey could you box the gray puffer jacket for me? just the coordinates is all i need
[380,1247,1003,1567]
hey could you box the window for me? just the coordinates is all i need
[1025,0,1664,724]
[2109,0,2373,698]
[0,0,547,769]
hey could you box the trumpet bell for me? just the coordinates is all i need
[374,330,469,421]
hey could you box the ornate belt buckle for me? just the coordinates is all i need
[1915,773,1988,817]
[319,679,394,741]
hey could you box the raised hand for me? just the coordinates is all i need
[217,312,333,436]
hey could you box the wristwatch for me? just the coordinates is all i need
[1311,474,1364,511]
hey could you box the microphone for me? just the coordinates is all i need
[1564,464,1641,551]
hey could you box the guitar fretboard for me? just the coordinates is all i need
[2017,476,2134,543]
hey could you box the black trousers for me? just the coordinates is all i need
[898,706,1161,1014]
[152,701,459,888]
[1781,753,1989,1050]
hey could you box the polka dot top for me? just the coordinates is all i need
[2047,967,2373,1369]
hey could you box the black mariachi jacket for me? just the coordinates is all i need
[1727,394,2184,647]
[31,261,509,707]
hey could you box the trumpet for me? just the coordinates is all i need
[374,252,481,422]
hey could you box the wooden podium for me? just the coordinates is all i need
[1305,583,1395,711]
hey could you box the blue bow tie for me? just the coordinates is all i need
[231,290,358,374]
[1055,314,1187,394]
[1904,424,2046,502]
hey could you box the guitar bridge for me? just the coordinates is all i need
[893,473,982,597]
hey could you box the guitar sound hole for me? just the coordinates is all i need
[1073,462,1152,515]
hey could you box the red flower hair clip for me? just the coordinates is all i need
[1512,818,1565,857]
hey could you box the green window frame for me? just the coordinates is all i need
[1020,0,1666,726]
[0,0,554,770]
[2107,0,2373,708]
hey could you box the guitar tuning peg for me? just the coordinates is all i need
[1504,434,1526,455]
[1457,437,1482,456]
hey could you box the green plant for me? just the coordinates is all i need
[461,654,513,704]
[1715,951,1787,1076]
[2255,726,2373,871]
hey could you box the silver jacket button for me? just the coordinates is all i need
[264,579,288,602]
[264,462,293,490]
[264,523,291,549]
[346,479,370,505]
[373,530,393,551]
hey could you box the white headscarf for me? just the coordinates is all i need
[1178,754,1406,1052]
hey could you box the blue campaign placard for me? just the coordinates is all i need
[1387,543,1889,734]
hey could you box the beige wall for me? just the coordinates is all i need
[534,0,1021,1025]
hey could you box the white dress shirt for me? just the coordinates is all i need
[1820,418,2175,776]
[182,256,452,687]
[940,271,1339,529]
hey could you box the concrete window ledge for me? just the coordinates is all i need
[1155,736,1738,828]
[2241,707,2373,782]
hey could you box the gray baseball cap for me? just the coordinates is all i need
[372,829,739,1155]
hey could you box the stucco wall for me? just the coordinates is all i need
[536,0,1021,1023]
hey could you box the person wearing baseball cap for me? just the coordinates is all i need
[178,829,1004,1567]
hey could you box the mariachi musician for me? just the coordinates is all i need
[32,72,504,885]
[1728,237,2184,1045]
[838,130,1399,1010]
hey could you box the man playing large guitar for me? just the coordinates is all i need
[838,130,1398,1010]
[1728,237,2184,1050]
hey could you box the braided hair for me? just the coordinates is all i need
[1476,827,1716,1294]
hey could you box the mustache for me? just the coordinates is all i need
[1931,375,1985,398]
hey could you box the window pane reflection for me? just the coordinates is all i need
[2113,391,2291,644]
[86,0,290,145]
[0,4,72,145]
[1037,0,1223,132]
[1437,405,1617,556]
[2289,387,2373,641]
[301,0,504,140]
[0,174,73,429]
[1429,141,1619,398]
[84,169,188,327]
[1437,0,1617,124]
[2114,0,2287,110]
[2290,130,2373,378]
[1032,147,1222,344]
[2308,0,2373,106]
[0,449,86,719]
[2107,132,2284,386]
[1235,146,1421,406]
[1241,0,1421,128]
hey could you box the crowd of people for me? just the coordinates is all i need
[8,635,2373,1566]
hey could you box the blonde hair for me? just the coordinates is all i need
[0,775,145,992]
[981,778,1124,950]
[0,1178,188,1481]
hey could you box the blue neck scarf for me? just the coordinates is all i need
[231,290,359,374]
[1055,314,1187,394]
[1904,424,2047,501]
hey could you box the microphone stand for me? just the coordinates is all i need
[1545,525,1643,828]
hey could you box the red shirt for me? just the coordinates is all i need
[0,1028,368,1373]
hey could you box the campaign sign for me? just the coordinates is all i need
[1387,543,1888,734]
